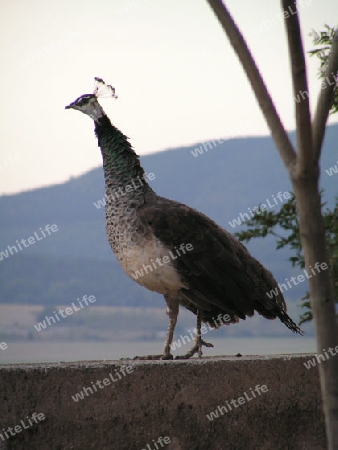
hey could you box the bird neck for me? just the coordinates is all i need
[94,115,150,195]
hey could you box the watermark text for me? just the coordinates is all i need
[0,224,58,261]
[228,191,291,229]
[0,412,45,442]
[266,262,328,299]
[93,173,155,209]
[131,243,193,280]
[71,365,134,402]
[206,384,268,421]
[33,295,96,332]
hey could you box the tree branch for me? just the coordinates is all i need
[205,2,338,445]
[205,0,297,171]
[281,0,313,174]
[312,27,338,160]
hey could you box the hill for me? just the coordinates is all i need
[0,124,337,313]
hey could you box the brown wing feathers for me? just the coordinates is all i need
[139,197,304,335]
[139,200,260,320]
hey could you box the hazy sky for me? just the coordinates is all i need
[1,0,337,195]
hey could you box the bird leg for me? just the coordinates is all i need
[160,295,180,359]
[175,310,213,359]
[133,295,179,360]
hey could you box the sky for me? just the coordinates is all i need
[0,0,337,195]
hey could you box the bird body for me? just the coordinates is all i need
[94,115,185,294]
[66,78,303,359]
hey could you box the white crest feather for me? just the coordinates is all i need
[93,77,118,99]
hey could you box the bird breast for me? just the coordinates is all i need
[105,193,186,294]
[110,226,186,294]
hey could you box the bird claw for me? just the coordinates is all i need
[175,337,214,360]
[202,340,214,349]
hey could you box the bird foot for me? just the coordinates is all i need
[175,337,214,360]
[133,353,173,361]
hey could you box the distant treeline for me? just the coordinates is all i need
[0,254,159,307]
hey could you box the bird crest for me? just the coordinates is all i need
[93,77,118,99]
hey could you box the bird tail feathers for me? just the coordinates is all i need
[277,309,304,335]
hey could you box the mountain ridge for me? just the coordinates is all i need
[0,124,337,311]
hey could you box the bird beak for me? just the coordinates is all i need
[65,103,73,110]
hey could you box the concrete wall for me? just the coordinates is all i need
[0,355,326,450]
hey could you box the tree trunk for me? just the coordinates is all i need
[292,178,338,449]
[205,0,338,447]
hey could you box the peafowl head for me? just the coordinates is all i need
[65,77,117,121]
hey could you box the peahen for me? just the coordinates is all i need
[66,77,303,360]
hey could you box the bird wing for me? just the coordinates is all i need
[138,199,257,319]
